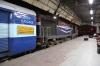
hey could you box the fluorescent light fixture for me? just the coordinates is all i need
[89,0,93,4]
[91,17,93,19]
[90,9,93,14]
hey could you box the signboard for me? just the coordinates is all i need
[17,26,34,34]
[12,11,36,25]
[71,19,76,23]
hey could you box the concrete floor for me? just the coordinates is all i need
[60,37,99,66]
[0,36,99,66]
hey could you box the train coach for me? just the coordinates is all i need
[0,0,78,58]
[0,0,36,58]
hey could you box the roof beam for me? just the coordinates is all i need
[54,1,61,15]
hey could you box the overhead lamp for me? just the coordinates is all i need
[90,9,93,14]
[53,16,57,19]
[91,22,93,25]
[91,17,93,19]
[89,0,93,4]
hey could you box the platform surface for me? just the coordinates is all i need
[0,36,99,66]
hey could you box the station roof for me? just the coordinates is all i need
[4,0,100,26]
[65,0,100,26]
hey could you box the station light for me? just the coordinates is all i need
[53,16,57,19]
[91,22,93,25]
[91,17,93,19]
[89,0,93,4]
[90,9,93,14]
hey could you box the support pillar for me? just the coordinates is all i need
[96,23,99,33]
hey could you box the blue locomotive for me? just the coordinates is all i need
[0,0,78,58]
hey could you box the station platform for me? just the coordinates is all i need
[0,36,99,66]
